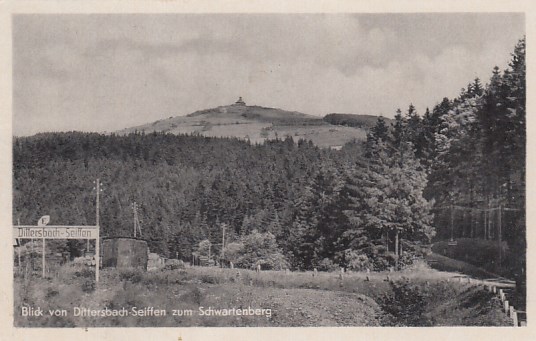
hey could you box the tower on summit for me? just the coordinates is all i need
[234,97,246,106]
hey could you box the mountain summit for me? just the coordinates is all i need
[116,99,368,147]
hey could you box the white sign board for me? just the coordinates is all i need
[14,226,98,239]
[14,225,101,282]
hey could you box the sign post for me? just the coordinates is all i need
[95,227,100,282]
[37,215,50,278]
[42,238,46,278]
[14,225,100,281]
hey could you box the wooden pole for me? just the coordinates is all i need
[132,202,137,238]
[42,238,46,278]
[17,219,21,269]
[395,230,399,269]
[489,206,493,239]
[461,210,465,237]
[95,178,101,283]
[470,209,474,238]
[450,205,454,241]
[96,178,100,226]
[221,224,226,260]
[498,205,502,267]
[95,231,100,283]
[484,210,487,239]
[31,237,34,271]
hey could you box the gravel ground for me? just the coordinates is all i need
[205,285,383,326]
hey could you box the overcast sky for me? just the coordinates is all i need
[13,13,524,136]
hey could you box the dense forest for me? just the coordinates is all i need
[13,38,525,275]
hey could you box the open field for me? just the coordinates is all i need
[14,262,512,327]
[114,103,367,147]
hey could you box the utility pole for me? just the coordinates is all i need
[450,205,454,241]
[94,178,102,283]
[17,218,21,269]
[498,205,502,267]
[208,243,211,265]
[91,178,102,252]
[132,202,137,237]
[96,178,100,227]
[221,223,226,260]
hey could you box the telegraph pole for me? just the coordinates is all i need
[450,205,454,241]
[498,205,502,267]
[96,178,100,227]
[17,218,21,268]
[132,202,137,237]
[221,224,226,259]
[94,178,102,283]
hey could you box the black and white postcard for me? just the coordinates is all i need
[1,1,535,340]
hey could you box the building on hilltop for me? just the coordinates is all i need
[234,97,246,106]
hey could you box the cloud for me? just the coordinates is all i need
[13,14,525,136]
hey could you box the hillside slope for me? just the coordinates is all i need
[323,113,393,130]
[116,100,368,147]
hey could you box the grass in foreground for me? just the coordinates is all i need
[14,262,512,327]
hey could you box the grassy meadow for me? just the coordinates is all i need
[14,262,512,327]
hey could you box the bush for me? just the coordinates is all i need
[379,280,432,326]
[229,230,289,270]
[81,279,96,293]
[318,258,340,272]
[74,267,95,279]
[345,250,372,271]
[164,259,185,270]
[199,274,220,284]
[340,240,429,272]
[45,287,59,298]
[340,244,395,271]
[119,268,144,283]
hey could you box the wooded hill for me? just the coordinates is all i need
[116,102,367,148]
[13,38,525,275]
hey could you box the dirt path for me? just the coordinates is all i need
[206,285,383,326]
[426,252,512,282]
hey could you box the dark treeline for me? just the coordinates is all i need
[364,38,525,275]
[14,132,368,269]
[13,38,525,274]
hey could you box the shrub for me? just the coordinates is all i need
[231,230,289,270]
[318,258,340,272]
[119,268,144,283]
[197,240,212,257]
[45,287,59,298]
[164,259,185,270]
[190,287,203,305]
[199,274,220,284]
[345,250,372,271]
[81,279,96,293]
[379,280,432,326]
[74,267,95,279]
